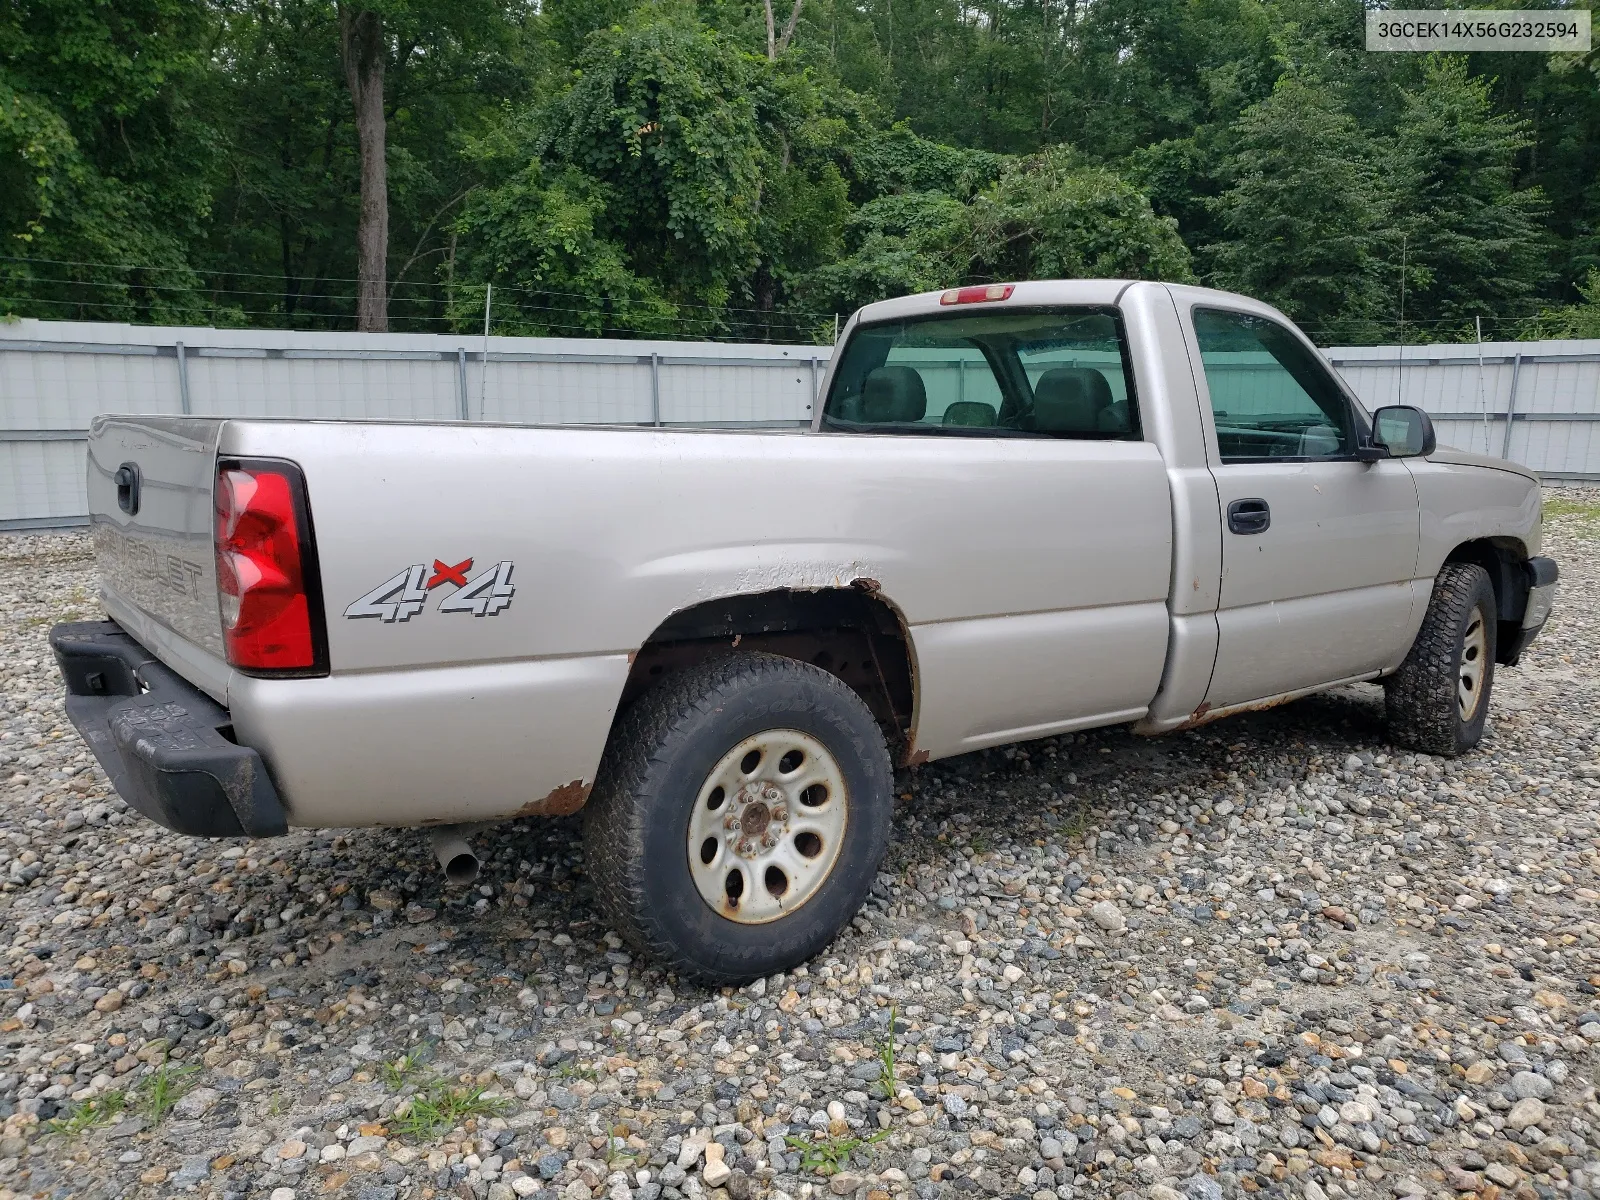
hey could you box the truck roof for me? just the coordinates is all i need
[850,279,1262,326]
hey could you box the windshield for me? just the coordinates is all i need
[821,306,1139,439]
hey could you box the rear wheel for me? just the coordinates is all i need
[584,651,893,983]
[1385,562,1498,756]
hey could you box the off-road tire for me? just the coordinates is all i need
[583,651,893,983]
[1385,562,1498,756]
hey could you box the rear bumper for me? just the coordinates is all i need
[49,621,287,838]
[1502,556,1559,666]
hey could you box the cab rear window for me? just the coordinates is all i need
[821,307,1139,439]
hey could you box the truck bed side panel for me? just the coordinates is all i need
[228,654,629,828]
[220,421,1173,824]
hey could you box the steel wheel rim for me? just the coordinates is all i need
[686,728,849,924]
[1459,605,1489,722]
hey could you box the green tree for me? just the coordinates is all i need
[844,125,1006,203]
[1473,45,1600,305]
[795,151,1190,315]
[0,0,217,321]
[1124,135,1226,265]
[2,0,1597,345]
[538,16,768,312]
[1061,0,1278,161]
[329,0,528,330]
[1206,73,1389,339]
[791,190,970,314]
[459,10,859,338]
[744,64,859,327]
[1524,269,1600,340]
[1385,55,1548,331]
[449,159,675,336]
[197,0,530,331]
[200,0,356,328]
[968,151,1193,283]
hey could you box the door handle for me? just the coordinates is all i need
[1227,497,1270,535]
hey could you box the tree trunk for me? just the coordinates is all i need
[778,0,803,55]
[763,0,804,58]
[752,263,777,340]
[340,6,388,333]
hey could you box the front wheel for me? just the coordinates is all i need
[1385,562,1498,756]
[583,651,893,983]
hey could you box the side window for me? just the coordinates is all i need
[1192,308,1355,461]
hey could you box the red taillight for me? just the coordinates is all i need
[215,462,321,672]
[939,284,1015,305]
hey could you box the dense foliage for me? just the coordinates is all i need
[2,0,1596,343]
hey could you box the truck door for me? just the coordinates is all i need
[1186,305,1422,709]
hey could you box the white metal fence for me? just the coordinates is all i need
[0,320,826,528]
[1326,339,1600,480]
[3,320,1598,528]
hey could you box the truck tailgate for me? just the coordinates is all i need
[87,417,227,692]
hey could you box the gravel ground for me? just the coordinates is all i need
[2,492,1599,1200]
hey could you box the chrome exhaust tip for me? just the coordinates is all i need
[429,828,481,886]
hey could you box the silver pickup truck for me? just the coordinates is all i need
[50,280,1558,981]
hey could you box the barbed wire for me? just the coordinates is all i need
[6,273,828,335]
[8,254,1572,347]
[0,295,825,343]
[0,254,838,323]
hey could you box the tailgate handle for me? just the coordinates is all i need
[115,462,141,516]
[1227,497,1270,535]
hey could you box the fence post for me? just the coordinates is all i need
[175,341,191,414]
[1475,315,1489,455]
[650,353,662,427]
[457,348,469,420]
[1501,352,1523,459]
[480,283,492,419]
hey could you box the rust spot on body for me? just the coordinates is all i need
[514,779,591,817]
[1237,692,1296,715]
[851,577,881,593]
[1174,691,1299,731]
[904,747,930,767]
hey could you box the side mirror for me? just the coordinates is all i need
[1371,405,1436,459]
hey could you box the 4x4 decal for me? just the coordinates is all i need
[344,558,516,621]
[437,560,515,617]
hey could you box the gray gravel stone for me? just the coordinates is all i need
[1511,1069,1554,1100]
[3,501,1600,1199]
[1088,899,1125,932]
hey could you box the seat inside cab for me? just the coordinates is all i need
[1029,368,1129,434]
